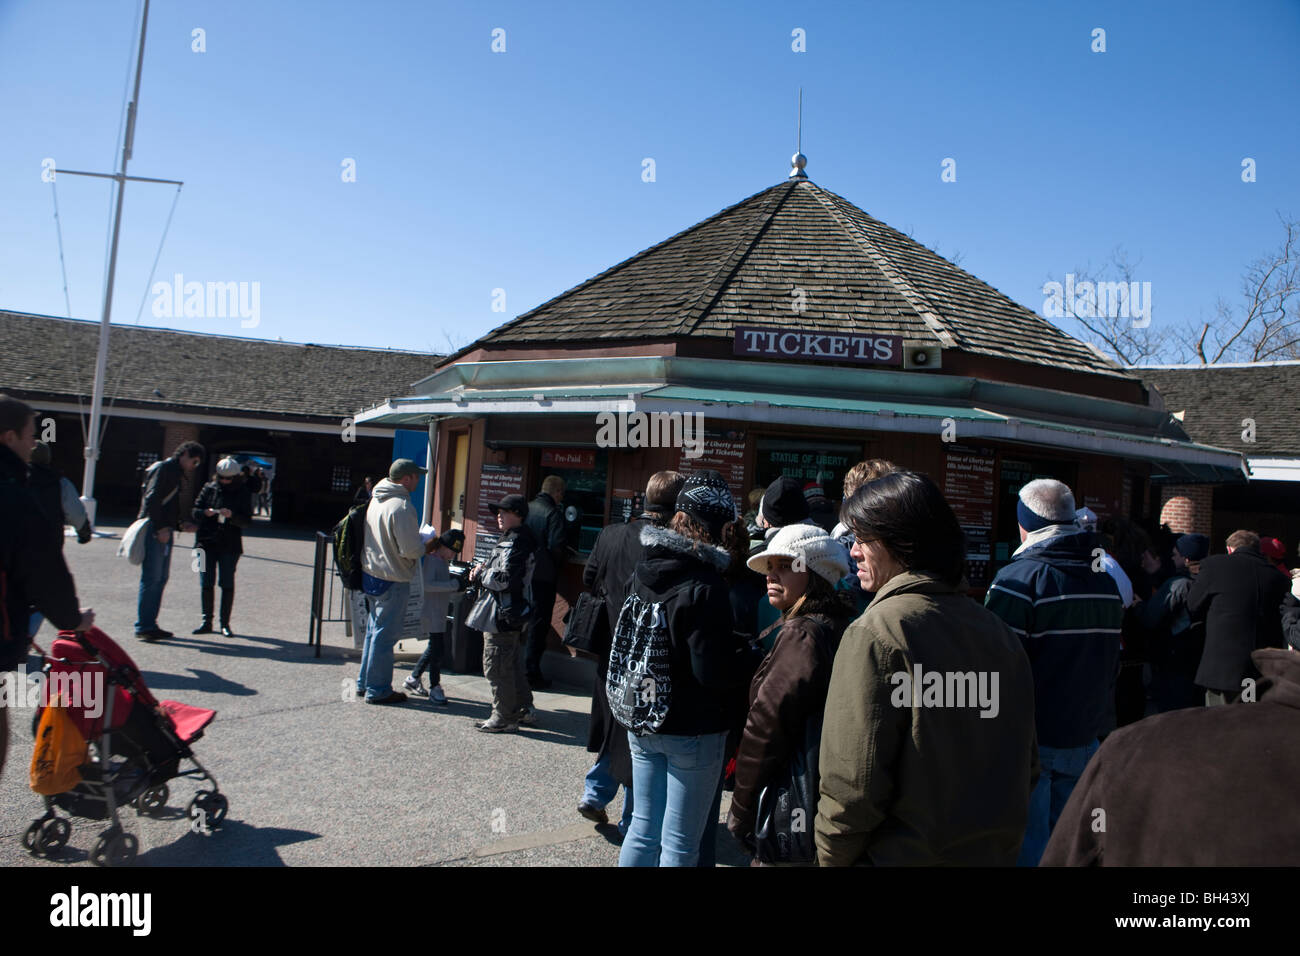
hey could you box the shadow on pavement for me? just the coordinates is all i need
[138,667,256,697]
[159,632,327,663]
[135,819,320,866]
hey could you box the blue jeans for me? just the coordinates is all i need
[357,580,410,700]
[619,730,727,867]
[135,528,173,632]
[583,751,635,835]
[1018,740,1100,866]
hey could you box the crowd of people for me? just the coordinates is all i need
[562,464,1300,866]
[348,448,1300,866]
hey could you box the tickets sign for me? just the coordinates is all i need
[733,326,904,366]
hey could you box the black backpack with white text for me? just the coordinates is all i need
[606,589,675,735]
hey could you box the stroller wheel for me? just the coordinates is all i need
[135,784,169,817]
[187,791,229,831]
[37,818,71,854]
[22,820,43,855]
[91,828,138,867]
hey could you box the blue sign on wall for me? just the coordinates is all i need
[392,429,428,525]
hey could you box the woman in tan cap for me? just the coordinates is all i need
[726,523,856,865]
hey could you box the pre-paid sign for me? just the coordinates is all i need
[733,326,903,366]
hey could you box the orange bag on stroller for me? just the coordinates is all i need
[30,696,88,795]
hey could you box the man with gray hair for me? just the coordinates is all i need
[985,478,1123,866]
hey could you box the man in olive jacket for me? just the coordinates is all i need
[815,571,1039,866]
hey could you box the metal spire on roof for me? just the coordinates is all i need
[790,88,807,179]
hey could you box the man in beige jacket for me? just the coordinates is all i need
[356,459,426,704]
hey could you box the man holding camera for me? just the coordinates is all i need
[470,494,540,732]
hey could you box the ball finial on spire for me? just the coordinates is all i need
[790,152,807,178]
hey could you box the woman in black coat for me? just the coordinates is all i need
[192,457,253,636]
[577,471,685,833]
[612,470,750,867]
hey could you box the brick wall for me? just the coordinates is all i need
[1158,484,1214,535]
[160,421,203,521]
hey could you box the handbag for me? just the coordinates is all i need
[562,590,610,655]
[119,462,179,565]
[117,518,151,565]
[464,586,499,633]
[752,712,822,865]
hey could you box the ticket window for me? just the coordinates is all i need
[535,448,609,557]
[753,438,863,526]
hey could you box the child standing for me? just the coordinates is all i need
[405,529,465,704]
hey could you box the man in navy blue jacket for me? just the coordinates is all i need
[985,479,1122,866]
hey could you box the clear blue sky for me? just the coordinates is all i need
[2,0,1297,355]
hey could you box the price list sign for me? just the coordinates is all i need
[473,463,525,563]
[676,430,747,503]
[943,444,996,588]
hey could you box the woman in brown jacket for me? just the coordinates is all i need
[726,523,856,864]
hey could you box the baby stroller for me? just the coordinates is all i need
[22,626,226,866]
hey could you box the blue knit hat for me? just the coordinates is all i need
[1016,479,1077,533]
[1176,533,1210,562]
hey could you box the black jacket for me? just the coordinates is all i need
[618,523,747,736]
[581,511,663,780]
[479,523,539,631]
[1281,592,1300,651]
[1138,568,1204,679]
[138,456,186,529]
[1188,547,1289,693]
[0,445,81,669]
[25,461,67,551]
[525,492,567,584]
[192,478,254,555]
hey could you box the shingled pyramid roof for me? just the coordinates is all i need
[471,177,1122,377]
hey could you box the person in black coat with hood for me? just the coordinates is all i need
[1189,529,1290,705]
[577,470,685,835]
[612,469,750,867]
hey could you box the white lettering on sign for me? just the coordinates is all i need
[732,326,905,366]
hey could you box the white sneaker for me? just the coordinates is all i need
[403,675,428,697]
[429,684,448,705]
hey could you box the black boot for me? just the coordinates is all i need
[195,585,215,634]
[220,589,235,637]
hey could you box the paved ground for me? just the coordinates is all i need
[1,520,745,867]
